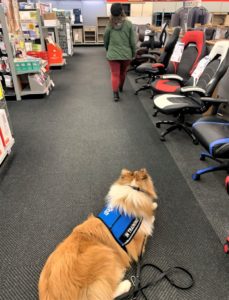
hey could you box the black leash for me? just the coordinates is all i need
[115,260,194,300]
[115,237,194,300]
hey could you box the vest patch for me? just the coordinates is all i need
[97,206,142,252]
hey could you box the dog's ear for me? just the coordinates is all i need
[121,169,131,176]
[140,168,148,180]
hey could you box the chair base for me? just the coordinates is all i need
[155,119,198,144]
[192,155,229,191]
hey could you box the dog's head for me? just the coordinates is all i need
[107,168,157,217]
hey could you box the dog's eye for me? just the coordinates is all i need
[142,175,148,180]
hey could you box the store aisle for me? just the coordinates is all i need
[0,48,228,300]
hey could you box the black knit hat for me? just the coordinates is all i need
[111,3,123,17]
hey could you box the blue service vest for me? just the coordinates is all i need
[97,206,142,252]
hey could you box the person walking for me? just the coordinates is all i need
[104,3,136,101]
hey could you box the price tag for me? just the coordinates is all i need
[144,29,151,42]
[192,55,210,85]
[170,42,185,63]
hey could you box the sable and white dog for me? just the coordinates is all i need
[39,168,158,300]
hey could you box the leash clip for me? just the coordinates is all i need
[131,276,136,287]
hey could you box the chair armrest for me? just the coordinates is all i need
[152,63,165,69]
[141,54,157,62]
[201,97,229,104]
[148,50,161,57]
[161,74,184,82]
[181,86,206,96]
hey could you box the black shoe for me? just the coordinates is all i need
[119,86,123,92]
[113,92,120,102]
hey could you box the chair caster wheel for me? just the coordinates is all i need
[225,176,229,195]
[135,91,138,95]
[193,139,199,145]
[192,173,200,181]
[156,123,161,128]
[160,136,165,142]
[200,154,206,161]
[153,111,158,117]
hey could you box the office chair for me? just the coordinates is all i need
[134,27,181,95]
[151,30,206,95]
[205,28,216,40]
[192,116,229,194]
[153,40,229,143]
[131,22,169,70]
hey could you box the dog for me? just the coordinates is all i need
[38,168,158,300]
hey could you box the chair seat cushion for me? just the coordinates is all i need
[151,79,181,94]
[192,117,229,158]
[154,94,201,114]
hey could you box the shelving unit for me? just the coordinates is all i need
[84,26,96,44]
[153,12,174,27]
[211,13,228,26]
[56,11,73,56]
[0,82,15,166]
[19,9,45,52]
[0,6,54,101]
[97,17,109,44]
[72,24,84,45]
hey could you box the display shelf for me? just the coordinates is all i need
[0,6,54,101]
[97,17,109,44]
[55,11,73,56]
[84,26,96,44]
[19,9,46,51]
[50,59,66,67]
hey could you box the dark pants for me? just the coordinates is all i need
[108,60,131,92]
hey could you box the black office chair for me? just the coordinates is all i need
[192,116,229,194]
[153,40,229,143]
[151,30,206,96]
[131,22,169,70]
[134,27,181,95]
[205,28,216,40]
[152,21,169,49]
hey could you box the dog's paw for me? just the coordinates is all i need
[114,280,132,298]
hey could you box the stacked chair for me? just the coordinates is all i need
[134,27,181,95]
[131,22,169,70]
[153,40,229,143]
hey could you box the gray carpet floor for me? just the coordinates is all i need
[0,47,228,300]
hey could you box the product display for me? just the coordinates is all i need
[0,5,53,100]
[56,11,73,56]
[19,9,45,52]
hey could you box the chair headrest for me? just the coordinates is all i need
[181,30,205,74]
[209,40,229,66]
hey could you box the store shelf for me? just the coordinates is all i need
[97,17,109,45]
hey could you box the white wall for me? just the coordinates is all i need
[47,0,107,25]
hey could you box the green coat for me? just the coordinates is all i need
[104,20,136,61]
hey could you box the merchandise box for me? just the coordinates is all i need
[43,12,57,20]
[44,19,59,27]
[0,109,15,153]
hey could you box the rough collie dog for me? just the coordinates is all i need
[39,168,158,300]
